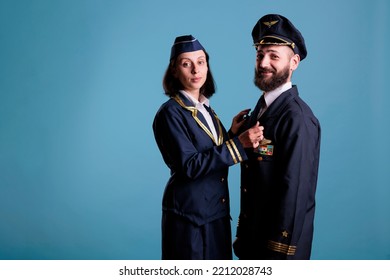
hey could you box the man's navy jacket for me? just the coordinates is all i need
[234,86,321,260]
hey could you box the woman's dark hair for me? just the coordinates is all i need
[162,51,216,98]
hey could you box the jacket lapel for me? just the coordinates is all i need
[173,93,223,145]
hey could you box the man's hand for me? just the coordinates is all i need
[238,121,264,148]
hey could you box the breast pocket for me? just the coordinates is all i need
[254,143,274,160]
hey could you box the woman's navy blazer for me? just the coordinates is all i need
[153,93,247,226]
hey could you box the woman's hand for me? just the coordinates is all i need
[230,109,251,135]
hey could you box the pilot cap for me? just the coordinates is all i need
[252,14,307,60]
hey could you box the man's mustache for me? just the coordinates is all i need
[256,67,275,75]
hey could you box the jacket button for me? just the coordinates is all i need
[221,198,226,203]
[221,177,225,182]
[243,188,247,193]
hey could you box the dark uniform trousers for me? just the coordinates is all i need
[234,86,321,260]
[153,93,247,259]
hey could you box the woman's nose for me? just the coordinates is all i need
[192,65,199,74]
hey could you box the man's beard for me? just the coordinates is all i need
[254,65,290,92]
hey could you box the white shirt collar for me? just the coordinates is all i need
[179,90,210,107]
[263,82,292,108]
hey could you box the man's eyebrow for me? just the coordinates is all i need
[258,49,280,54]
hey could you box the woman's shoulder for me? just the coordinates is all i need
[154,97,184,121]
[157,97,180,112]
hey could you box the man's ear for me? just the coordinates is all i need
[290,53,300,71]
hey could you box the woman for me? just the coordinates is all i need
[153,35,263,259]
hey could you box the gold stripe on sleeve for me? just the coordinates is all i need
[267,240,296,256]
[226,140,238,164]
[229,139,243,162]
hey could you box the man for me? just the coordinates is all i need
[233,14,321,260]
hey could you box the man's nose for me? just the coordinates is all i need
[257,56,269,68]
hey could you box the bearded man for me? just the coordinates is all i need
[232,14,321,260]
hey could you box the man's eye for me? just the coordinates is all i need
[182,62,192,67]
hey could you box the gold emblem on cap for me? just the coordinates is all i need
[262,20,278,28]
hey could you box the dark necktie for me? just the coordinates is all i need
[257,94,267,119]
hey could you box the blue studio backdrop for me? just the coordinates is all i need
[1,0,389,260]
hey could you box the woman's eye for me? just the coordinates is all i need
[198,60,205,65]
[182,62,192,67]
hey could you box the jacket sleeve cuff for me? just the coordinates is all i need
[225,137,248,164]
[267,240,297,256]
